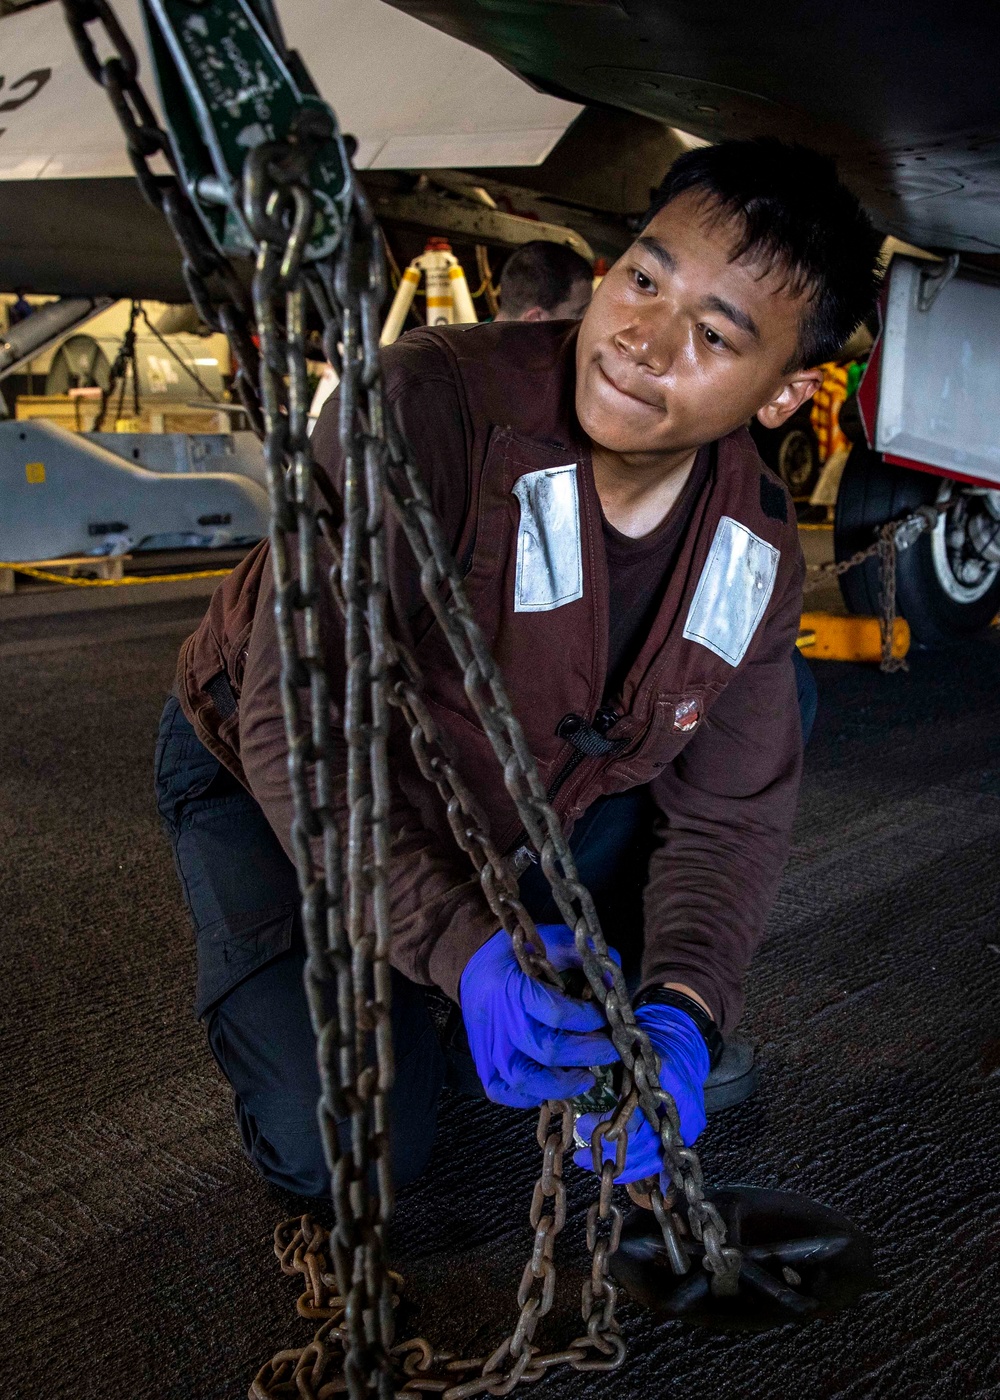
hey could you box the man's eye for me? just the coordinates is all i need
[633,268,654,291]
[701,325,727,349]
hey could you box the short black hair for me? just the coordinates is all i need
[644,138,883,368]
[499,240,593,318]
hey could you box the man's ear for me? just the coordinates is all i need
[518,305,548,323]
[756,368,824,430]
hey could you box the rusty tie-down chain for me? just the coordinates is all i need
[61,8,679,1391]
[803,505,940,671]
[240,140,746,1390]
[247,150,399,1399]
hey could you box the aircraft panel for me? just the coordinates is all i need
[383,0,1000,255]
[0,0,582,182]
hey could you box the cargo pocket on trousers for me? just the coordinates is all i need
[194,905,296,1019]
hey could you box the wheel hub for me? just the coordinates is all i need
[966,491,1000,564]
[777,429,816,496]
[931,487,1000,603]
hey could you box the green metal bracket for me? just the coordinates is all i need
[140,0,353,261]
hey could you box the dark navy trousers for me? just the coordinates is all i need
[155,659,815,1198]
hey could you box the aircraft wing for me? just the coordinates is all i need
[383,0,1000,258]
[0,0,581,178]
[0,0,580,296]
[8,0,998,298]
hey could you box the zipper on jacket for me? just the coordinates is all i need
[544,750,585,808]
[507,707,622,864]
[550,707,622,796]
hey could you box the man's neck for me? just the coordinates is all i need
[590,441,699,540]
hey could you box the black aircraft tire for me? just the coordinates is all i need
[751,405,820,498]
[835,445,1000,647]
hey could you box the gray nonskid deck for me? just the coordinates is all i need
[2,595,998,1399]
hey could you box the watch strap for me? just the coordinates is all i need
[633,987,724,1071]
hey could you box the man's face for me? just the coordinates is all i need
[575,191,820,461]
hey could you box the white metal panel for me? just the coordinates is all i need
[0,0,581,182]
[0,6,136,179]
[876,256,1000,484]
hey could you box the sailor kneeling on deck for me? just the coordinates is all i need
[155,140,881,1196]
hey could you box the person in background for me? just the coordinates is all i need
[494,240,594,323]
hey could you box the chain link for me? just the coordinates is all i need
[803,505,940,672]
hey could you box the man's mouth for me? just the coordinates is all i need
[595,359,661,411]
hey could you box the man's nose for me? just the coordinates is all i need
[613,316,676,376]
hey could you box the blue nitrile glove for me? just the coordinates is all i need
[459,924,621,1109]
[572,1002,709,1183]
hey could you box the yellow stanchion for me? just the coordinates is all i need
[380,238,479,346]
[379,265,420,345]
[798,610,910,663]
[448,262,477,324]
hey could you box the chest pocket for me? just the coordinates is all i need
[683,515,779,666]
[511,463,584,613]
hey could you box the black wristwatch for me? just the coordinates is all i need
[634,986,724,1071]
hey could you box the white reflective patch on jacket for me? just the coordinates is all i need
[512,464,584,613]
[683,516,779,666]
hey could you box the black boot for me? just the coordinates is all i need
[704,1037,758,1114]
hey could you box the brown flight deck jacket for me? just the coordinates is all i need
[175,321,804,1035]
